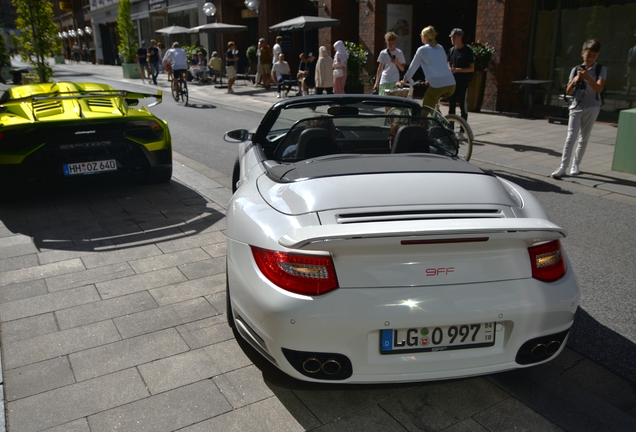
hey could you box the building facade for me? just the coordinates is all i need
[48,0,636,117]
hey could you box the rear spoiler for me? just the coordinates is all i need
[0,90,162,120]
[278,218,567,249]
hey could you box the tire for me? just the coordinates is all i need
[445,114,474,162]
[145,165,173,184]
[226,264,236,329]
[171,83,179,102]
[231,156,240,193]
[181,81,189,106]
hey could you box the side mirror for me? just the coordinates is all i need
[224,129,250,142]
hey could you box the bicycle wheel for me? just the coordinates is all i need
[171,82,179,102]
[445,114,474,162]
[181,80,189,106]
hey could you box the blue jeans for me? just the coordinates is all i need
[277,74,292,93]
[150,61,160,84]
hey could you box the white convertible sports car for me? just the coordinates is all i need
[224,95,580,383]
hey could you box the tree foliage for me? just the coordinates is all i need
[0,30,10,67]
[12,0,61,82]
[117,0,138,63]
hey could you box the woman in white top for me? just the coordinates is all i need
[333,40,348,94]
[315,46,334,94]
[401,26,456,109]
[373,31,406,96]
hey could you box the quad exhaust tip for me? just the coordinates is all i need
[283,348,352,380]
[302,357,342,375]
[516,329,569,365]
[530,340,561,358]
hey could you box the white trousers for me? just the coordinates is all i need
[559,105,601,169]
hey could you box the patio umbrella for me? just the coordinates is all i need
[155,25,192,35]
[188,23,248,33]
[188,23,248,88]
[269,15,340,54]
[268,15,340,32]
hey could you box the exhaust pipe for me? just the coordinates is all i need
[321,359,342,375]
[531,343,547,358]
[545,340,561,355]
[302,357,322,374]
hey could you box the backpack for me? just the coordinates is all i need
[595,63,606,106]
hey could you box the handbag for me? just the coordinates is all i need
[333,68,343,78]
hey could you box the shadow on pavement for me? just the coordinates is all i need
[569,307,636,384]
[0,174,225,252]
[484,170,574,195]
[474,139,562,157]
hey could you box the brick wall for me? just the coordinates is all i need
[475,0,534,112]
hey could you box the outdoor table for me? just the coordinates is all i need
[511,79,553,117]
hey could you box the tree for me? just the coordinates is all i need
[12,0,61,82]
[0,30,10,67]
[117,0,138,63]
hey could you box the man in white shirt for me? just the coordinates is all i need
[272,36,283,64]
[162,42,188,94]
[271,53,292,97]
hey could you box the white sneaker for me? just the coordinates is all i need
[551,167,566,178]
[570,165,580,176]
[284,91,289,97]
[276,92,281,98]
[457,131,466,141]
[227,88,234,94]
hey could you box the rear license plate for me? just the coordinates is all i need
[63,160,117,176]
[380,322,495,354]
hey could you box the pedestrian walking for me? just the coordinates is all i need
[137,41,149,83]
[226,41,239,94]
[333,40,348,94]
[315,46,334,95]
[373,31,406,96]
[148,40,160,85]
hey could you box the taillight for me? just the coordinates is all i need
[528,240,567,282]
[251,246,339,296]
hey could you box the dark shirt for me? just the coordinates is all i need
[148,46,159,63]
[137,47,147,63]
[447,45,474,83]
[226,49,237,67]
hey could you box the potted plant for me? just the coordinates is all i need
[344,41,371,94]
[467,42,496,112]
[53,46,65,64]
[246,44,257,74]
[117,0,141,78]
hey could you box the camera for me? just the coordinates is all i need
[390,54,396,60]
[574,65,587,90]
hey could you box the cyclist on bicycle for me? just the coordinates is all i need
[162,42,188,95]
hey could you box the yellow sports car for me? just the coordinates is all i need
[0,81,172,198]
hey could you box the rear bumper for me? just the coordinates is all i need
[227,240,580,384]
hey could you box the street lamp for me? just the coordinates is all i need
[85,26,92,35]
[244,0,260,10]
[203,2,216,17]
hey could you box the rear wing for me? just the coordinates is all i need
[278,218,567,250]
[0,89,162,121]
[1,89,162,106]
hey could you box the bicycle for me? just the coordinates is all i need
[171,71,189,106]
[386,83,474,161]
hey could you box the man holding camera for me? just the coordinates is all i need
[552,39,606,178]
[373,32,406,96]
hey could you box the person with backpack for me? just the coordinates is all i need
[552,39,606,178]
[373,31,406,96]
